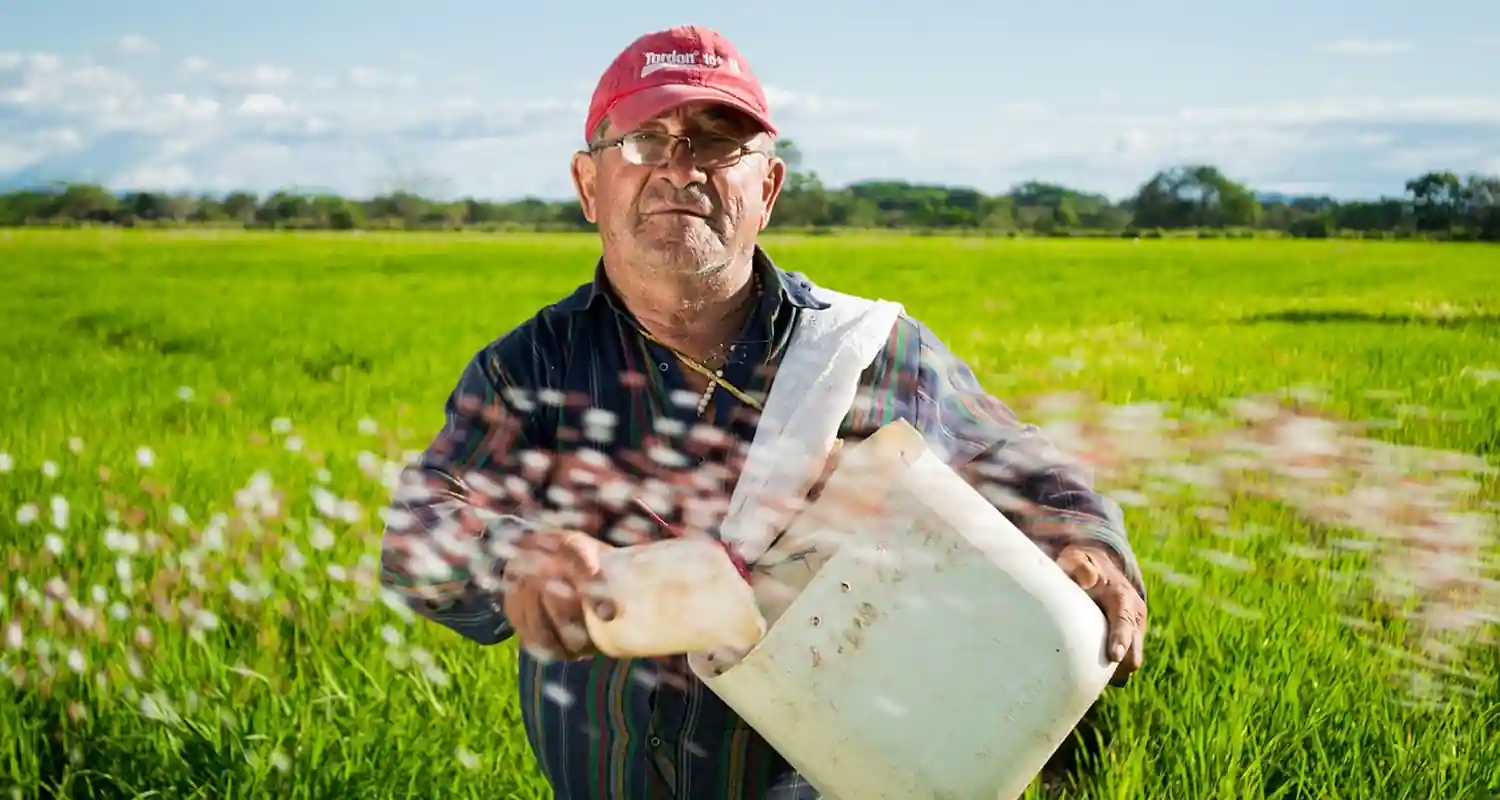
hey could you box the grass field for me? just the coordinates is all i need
[1,228,1498,799]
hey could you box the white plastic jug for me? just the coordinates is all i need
[686,419,1119,800]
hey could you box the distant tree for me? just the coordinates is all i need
[46,183,118,223]
[1331,200,1408,233]
[0,149,1496,241]
[1129,165,1261,228]
[1405,171,1465,233]
[1462,173,1500,241]
[222,191,259,224]
[774,138,804,172]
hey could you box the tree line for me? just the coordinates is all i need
[2,141,1497,241]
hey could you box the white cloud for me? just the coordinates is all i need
[161,93,220,123]
[0,50,587,196]
[115,163,194,191]
[898,95,1500,199]
[1,48,1497,201]
[0,52,143,123]
[760,85,876,120]
[1315,39,1414,56]
[212,64,293,90]
[0,126,82,172]
[236,93,291,116]
[346,66,417,90]
[118,35,159,55]
[1171,97,1500,126]
[1373,142,1492,174]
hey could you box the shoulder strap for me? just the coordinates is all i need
[719,287,904,563]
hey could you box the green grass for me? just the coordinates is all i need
[1,228,1498,799]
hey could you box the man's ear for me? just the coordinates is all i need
[571,150,599,223]
[758,155,787,232]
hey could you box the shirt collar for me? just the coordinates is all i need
[556,244,831,315]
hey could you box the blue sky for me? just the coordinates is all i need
[2,0,1497,201]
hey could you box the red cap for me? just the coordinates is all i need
[584,25,777,142]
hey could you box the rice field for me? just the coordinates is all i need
[1,228,1498,799]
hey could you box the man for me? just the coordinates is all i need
[380,24,1148,800]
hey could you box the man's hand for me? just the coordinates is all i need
[1055,543,1146,684]
[501,529,616,661]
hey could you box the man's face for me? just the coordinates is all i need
[571,102,786,279]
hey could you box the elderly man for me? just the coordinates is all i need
[380,23,1147,800]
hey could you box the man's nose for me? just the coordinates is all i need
[657,139,708,188]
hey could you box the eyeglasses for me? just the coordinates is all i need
[588,131,771,169]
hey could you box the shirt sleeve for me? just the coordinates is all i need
[906,318,1147,600]
[378,339,548,645]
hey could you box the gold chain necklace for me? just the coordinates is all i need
[637,328,764,415]
[636,275,766,417]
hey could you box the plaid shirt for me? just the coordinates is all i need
[380,246,1144,800]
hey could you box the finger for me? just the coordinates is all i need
[1055,546,1103,592]
[1109,622,1146,686]
[540,576,593,659]
[1124,606,1147,672]
[557,533,616,620]
[1106,619,1130,664]
[588,592,617,622]
[503,548,574,660]
[553,531,603,573]
[507,587,566,662]
[503,543,557,587]
[1105,587,1147,667]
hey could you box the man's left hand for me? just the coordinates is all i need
[1055,543,1147,684]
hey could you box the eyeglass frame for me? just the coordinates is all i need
[585,130,775,170]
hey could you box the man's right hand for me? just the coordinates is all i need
[501,529,617,661]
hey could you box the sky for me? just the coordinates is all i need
[1,0,1497,203]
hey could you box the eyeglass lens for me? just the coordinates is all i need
[622,133,743,167]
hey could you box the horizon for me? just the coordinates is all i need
[2,0,1497,204]
[0,173,1436,207]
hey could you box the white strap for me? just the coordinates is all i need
[719,287,903,563]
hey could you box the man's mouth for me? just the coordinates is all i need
[646,205,711,218]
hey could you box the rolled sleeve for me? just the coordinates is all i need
[378,340,549,644]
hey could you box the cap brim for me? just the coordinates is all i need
[605,83,777,138]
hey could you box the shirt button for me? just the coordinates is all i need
[649,736,662,747]
[658,362,669,371]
